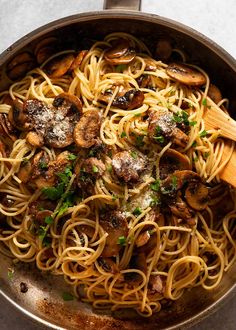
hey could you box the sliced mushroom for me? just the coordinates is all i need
[97,257,119,274]
[53,92,82,116]
[136,230,151,248]
[8,99,28,130]
[148,275,164,294]
[26,131,44,147]
[169,198,195,222]
[156,39,172,62]
[136,74,152,88]
[148,110,189,148]
[100,210,128,257]
[166,63,206,86]
[70,50,88,71]
[78,224,95,238]
[34,37,58,65]
[45,53,75,78]
[18,160,32,183]
[144,59,157,72]
[73,110,101,148]
[0,113,17,141]
[161,170,200,197]
[207,84,222,104]
[112,150,146,183]
[125,253,147,285]
[31,151,53,189]
[7,52,35,80]
[104,38,136,65]
[112,89,144,110]
[185,181,209,211]
[160,148,191,179]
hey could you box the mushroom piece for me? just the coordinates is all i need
[45,54,75,78]
[8,99,28,131]
[35,210,53,224]
[73,110,101,148]
[30,151,53,189]
[148,275,164,295]
[166,63,206,86]
[80,157,106,179]
[148,111,189,148]
[100,210,128,257]
[136,230,151,248]
[104,38,136,65]
[97,257,119,274]
[7,52,35,80]
[160,148,191,179]
[53,92,83,116]
[169,196,195,223]
[112,89,144,110]
[26,131,44,147]
[185,181,209,211]
[144,59,157,72]
[155,39,172,62]
[112,150,146,183]
[161,170,200,197]
[125,253,147,285]
[34,37,59,65]
[136,74,152,88]
[207,84,222,104]
[18,160,32,183]
[0,113,17,141]
[70,50,88,71]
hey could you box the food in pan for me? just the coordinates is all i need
[0,33,235,316]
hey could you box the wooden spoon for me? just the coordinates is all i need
[203,106,236,187]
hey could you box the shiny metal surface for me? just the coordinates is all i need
[0,2,236,330]
[104,0,141,10]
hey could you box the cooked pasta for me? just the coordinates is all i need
[0,32,236,317]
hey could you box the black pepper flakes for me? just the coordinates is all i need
[20,282,28,293]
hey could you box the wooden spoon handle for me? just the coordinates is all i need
[219,141,236,187]
[204,107,236,141]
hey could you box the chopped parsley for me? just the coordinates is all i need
[107,164,112,172]
[115,64,127,72]
[202,98,211,109]
[192,141,197,147]
[189,120,197,126]
[130,151,138,159]
[172,175,178,190]
[133,207,142,216]
[150,195,160,207]
[173,110,189,126]
[154,135,165,143]
[150,179,160,192]
[45,216,53,225]
[39,161,48,170]
[136,135,145,147]
[38,225,47,241]
[161,175,178,195]
[134,113,141,117]
[42,184,64,200]
[7,268,14,280]
[199,130,208,138]
[62,292,74,301]
[204,152,210,159]
[117,236,126,246]
[92,165,99,173]
[121,131,127,138]
[68,153,77,161]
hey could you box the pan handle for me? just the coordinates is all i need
[104,0,141,11]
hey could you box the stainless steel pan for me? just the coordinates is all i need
[0,1,236,329]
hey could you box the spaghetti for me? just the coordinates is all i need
[0,32,236,317]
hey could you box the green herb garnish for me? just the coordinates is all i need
[192,141,197,147]
[150,195,160,207]
[150,179,160,192]
[7,268,14,280]
[130,151,138,159]
[92,165,99,173]
[62,292,74,301]
[121,131,127,138]
[199,130,208,138]
[189,121,197,126]
[136,135,144,147]
[68,153,77,161]
[202,98,207,106]
[39,161,48,170]
[115,64,127,72]
[133,207,142,216]
[107,164,112,172]
[154,136,165,143]
[173,110,189,126]
[118,236,126,246]
[38,225,47,241]
[42,183,64,200]
[45,216,53,225]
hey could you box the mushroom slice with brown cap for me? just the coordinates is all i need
[125,253,147,285]
[104,38,136,65]
[70,50,88,71]
[74,110,101,148]
[0,113,17,141]
[166,63,206,86]
[100,210,128,258]
[112,150,146,183]
[207,84,222,104]
[35,210,53,224]
[6,52,35,81]
[160,148,191,179]
[156,39,172,62]
[34,37,58,65]
[18,160,32,183]
[45,53,75,78]
[112,89,144,110]
[8,99,27,131]
[136,230,151,248]
[53,92,83,116]
[185,181,209,211]
[26,131,44,147]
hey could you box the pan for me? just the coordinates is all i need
[0,0,236,329]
